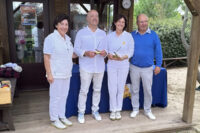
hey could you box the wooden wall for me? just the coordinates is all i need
[54,0,69,15]
[49,0,70,32]
[117,0,134,32]
[0,0,10,64]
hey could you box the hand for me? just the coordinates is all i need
[108,53,114,60]
[47,73,54,84]
[84,51,96,58]
[72,53,78,58]
[154,66,161,75]
[99,50,107,57]
[117,55,128,61]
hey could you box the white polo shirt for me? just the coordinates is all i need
[74,26,107,73]
[107,31,134,69]
[43,30,73,79]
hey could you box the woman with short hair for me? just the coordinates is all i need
[43,14,75,129]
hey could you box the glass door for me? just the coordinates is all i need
[13,2,44,63]
[7,0,49,89]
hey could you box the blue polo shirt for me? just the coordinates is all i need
[130,29,163,67]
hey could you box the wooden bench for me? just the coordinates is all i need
[162,57,187,68]
[0,78,16,131]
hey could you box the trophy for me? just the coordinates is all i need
[113,52,120,58]
[95,49,101,54]
[113,46,121,59]
[95,42,101,54]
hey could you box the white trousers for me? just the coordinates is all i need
[130,64,153,113]
[78,69,104,113]
[49,78,70,121]
[107,67,129,112]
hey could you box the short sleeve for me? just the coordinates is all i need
[43,36,54,55]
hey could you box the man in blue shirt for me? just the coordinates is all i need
[130,14,163,120]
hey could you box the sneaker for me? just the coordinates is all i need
[78,113,85,124]
[92,111,102,121]
[144,112,156,120]
[115,111,121,120]
[130,110,139,118]
[60,118,73,126]
[51,120,66,129]
[110,112,116,120]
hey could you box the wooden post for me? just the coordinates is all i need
[0,39,3,64]
[54,0,68,16]
[182,15,200,123]
[0,0,10,63]
[48,0,55,33]
[90,0,95,9]
[184,0,200,16]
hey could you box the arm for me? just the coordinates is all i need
[74,31,96,58]
[72,53,78,58]
[105,35,114,60]
[99,35,108,57]
[127,34,134,59]
[154,33,163,75]
[44,54,53,83]
[74,31,86,57]
[43,36,54,83]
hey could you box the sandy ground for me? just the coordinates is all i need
[167,66,200,133]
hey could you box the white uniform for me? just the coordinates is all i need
[107,31,134,112]
[74,26,106,113]
[43,30,73,121]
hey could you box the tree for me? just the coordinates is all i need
[134,0,183,19]
[181,6,200,84]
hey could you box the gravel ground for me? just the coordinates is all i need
[167,66,200,133]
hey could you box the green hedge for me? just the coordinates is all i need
[149,19,190,58]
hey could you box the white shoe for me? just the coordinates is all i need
[60,118,73,126]
[130,110,139,118]
[78,113,85,124]
[116,111,121,120]
[110,112,116,120]
[144,112,156,120]
[51,120,66,129]
[92,111,102,121]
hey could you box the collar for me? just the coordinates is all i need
[114,30,125,37]
[135,28,151,34]
[54,30,71,41]
[87,26,99,33]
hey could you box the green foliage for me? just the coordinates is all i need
[134,0,183,19]
[149,18,189,58]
